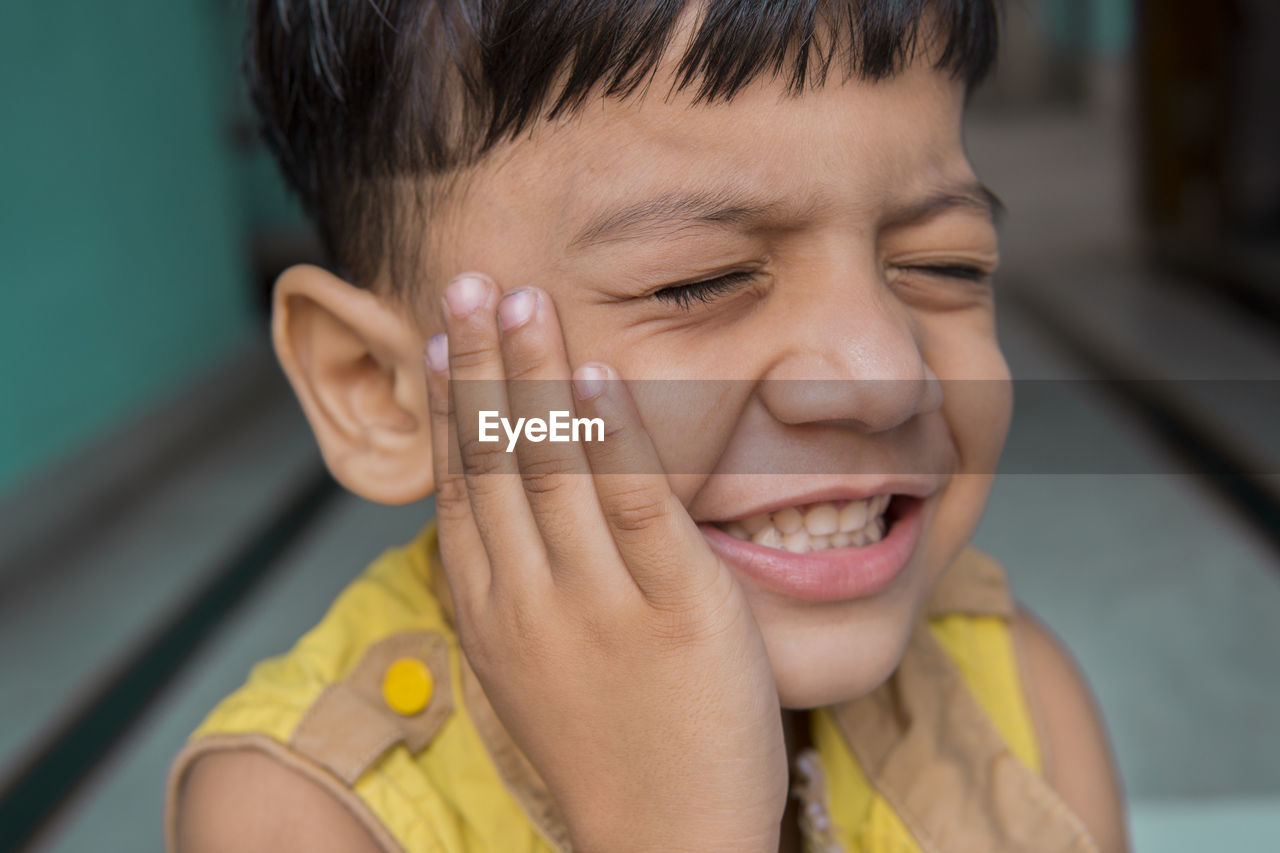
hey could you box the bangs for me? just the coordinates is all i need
[494,0,998,143]
[248,0,999,290]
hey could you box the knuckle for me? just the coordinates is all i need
[503,357,547,382]
[650,572,739,633]
[494,593,553,664]
[433,479,472,519]
[599,417,628,442]
[604,485,670,534]
[446,341,495,372]
[458,433,508,476]
[518,454,576,496]
[428,389,454,419]
[587,428,628,466]
[463,469,513,507]
[644,568,707,614]
[649,610,715,650]
[585,429,653,476]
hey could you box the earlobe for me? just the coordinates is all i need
[271,264,435,504]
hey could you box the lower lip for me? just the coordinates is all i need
[699,497,924,602]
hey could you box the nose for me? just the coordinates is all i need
[756,271,942,432]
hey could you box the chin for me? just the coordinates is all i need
[762,602,918,709]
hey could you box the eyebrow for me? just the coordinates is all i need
[566,185,788,251]
[881,183,1006,230]
[566,180,1005,251]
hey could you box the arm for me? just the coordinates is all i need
[1012,605,1131,853]
[174,750,382,853]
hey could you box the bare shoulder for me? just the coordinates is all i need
[174,749,383,853]
[1010,604,1131,853]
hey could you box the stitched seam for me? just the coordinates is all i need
[1016,760,1103,853]
[291,685,400,785]
[290,683,341,748]
[841,732,945,853]
[1008,610,1053,780]
[346,729,406,784]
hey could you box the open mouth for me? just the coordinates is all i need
[699,492,925,601]
[710,494,901,554]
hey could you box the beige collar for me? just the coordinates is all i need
[828,617,1099,852]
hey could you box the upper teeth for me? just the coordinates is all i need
[717,495,891,553]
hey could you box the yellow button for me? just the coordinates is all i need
[382,657,434,716]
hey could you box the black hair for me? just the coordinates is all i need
[246,0,1000,297]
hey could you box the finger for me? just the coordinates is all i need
[495,287,621,588]
[441,273,547,590]
[571,362,722,606]
[424,332,490,610]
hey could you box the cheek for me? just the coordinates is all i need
[918,316,1012,570]
[944,369,1012,475]
[550,314,761,502]
[549,305,618,368]
[626,381,748,502]
[917,310,1012,471]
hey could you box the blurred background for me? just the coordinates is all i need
[0,1,1277,850]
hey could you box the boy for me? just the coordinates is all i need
[169,1,1129,850]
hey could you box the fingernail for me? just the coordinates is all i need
[497,288,537,331]
[572,363,608,400]
[443,274,489,318]
[425,333,448,371]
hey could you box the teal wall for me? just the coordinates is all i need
[0,3,262,493]
[1039,0,1135,56]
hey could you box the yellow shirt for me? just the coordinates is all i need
[166,520,1098,852]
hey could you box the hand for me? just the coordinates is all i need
[424,273,788,852]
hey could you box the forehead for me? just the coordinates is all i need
[451,55,974,259]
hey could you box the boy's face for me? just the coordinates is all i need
[421,53,1009,708]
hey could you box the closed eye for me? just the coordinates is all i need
[905,263,992,283]
[651,271,757,310]
[651,264,989,311]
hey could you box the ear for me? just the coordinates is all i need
[271,264,434,504]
